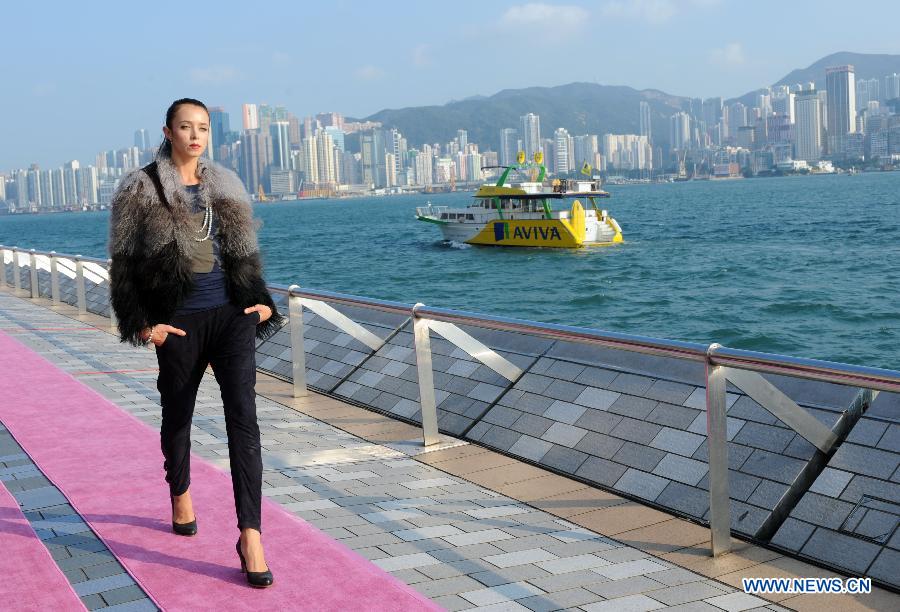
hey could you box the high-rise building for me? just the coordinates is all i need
[554,128,572,174]
[239,129,269,194]
[209,107,230,156]
[316,112,344,130]
[457,130,468,153]
[242,104,259,130]
[772,93,795,123]
[670,112,691,150]
[303,135,319,185]
[270,121,291,170]
[855,78,880,107]
[324,126,346,152]
[573,135,599,170]
[639,101,652,142]
[499,128,518,166]
[134,129,150,150]
[520,113,541,160]
[794,90,821,162]
[884,73,900,101]
[316,131,337,185]
[826,65,856,157]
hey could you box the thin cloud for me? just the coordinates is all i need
[710,42,745,67]
[600,0,719,24]
[355,65,385,80]
[501,3,589,28]
[189,66,240,84]
[272,51,291,65]
[412,44,431,68]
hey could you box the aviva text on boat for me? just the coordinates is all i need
[415,152,623,248]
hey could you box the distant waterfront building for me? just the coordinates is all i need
[316,112,344,130]
[794,90,822,162]
[457,130,468,153]
[239,129,269,194]
[242,104,259,131]
[826,65,857,157]
[520,113,541,160]
[856,78,880,108]
[324,126,346,152]
[669,112,691,150]
[726,102,747,142]
[602,134,650,171]
[772,92,795,123]
[133,129,150,151]
[573,135,599,171]
[270,121,291,170]
[884,73,900,101]
[499,128,518,166]
[639,101,652,142]
[701,97,722,140]
[554,128,572,175]
[209,107,230,157]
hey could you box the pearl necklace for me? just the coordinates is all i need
[195,205,213,242]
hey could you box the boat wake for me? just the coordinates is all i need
[445,240,472,250]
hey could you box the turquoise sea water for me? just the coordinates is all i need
[1,172,898,369]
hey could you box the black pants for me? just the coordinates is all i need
[155,302,262,532]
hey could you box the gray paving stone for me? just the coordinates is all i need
[790,492,856,529]
[73,573,136,597]
[574,387,620,411]
[485,405,523,428]
[574,410,623,435]
[734,422,796,454]
[545,379,587,402]
[808,467,854,498]
[747,480,789,509]
[696,470,762,502]
[614,469,669,501]
[613,442,666,472]
[576,432,625,459]
[610,417,662,445]
[543,400,587,425]
[519,587,601,611]
[469,564,551,587]
[845,418,889,446]
[868,547,900,586]
[739,450,806,485]
[644,380,694,405]
[878,424,900,452]
[480,426,522,451]
[541,423,588,448]
[101,584,147,606]
[656,482,709,518]
[649,428,705,457]
[574,366,618,388]
[585,575,667,599]
[645,403,700,429]
[652,454,708,486]
[540,446,590,474]
[575,456,628,487]
[608,394,658,419]
[801,528,882,574]
[770,518,816,552]
[607,373,655,396]
[829,443,900,480]
[512,413,555,437]
[508,435,553,462]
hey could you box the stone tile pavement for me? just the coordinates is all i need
[1,288,897,611]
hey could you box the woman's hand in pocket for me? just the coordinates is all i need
[244,304,272,324]
[143,324,187,347]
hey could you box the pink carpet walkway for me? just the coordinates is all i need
[0,331,441,611]
[0,480,86,610]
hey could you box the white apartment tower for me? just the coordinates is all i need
[520,113,541,160]
[794,90,822,162]
[670,112,691,151]
[639,101,651,142]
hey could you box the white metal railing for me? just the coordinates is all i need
[4,245,900,559]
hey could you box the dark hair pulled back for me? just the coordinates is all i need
[158,97,209,157]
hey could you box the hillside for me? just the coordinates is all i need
[363,82,690,149]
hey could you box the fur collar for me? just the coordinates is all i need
[110,152,258,259]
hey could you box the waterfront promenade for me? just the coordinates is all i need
[1,285,897,609]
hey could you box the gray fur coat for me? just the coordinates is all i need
[108,152,283,345]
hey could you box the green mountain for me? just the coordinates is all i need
[360,53,900,149]
[730,52,900,106]
[363,82,691,150]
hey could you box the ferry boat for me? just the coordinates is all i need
[415,153,623,248]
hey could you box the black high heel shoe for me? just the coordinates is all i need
[236,539,274,588]
[170,495,197,537]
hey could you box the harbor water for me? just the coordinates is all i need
[1,171,898,369]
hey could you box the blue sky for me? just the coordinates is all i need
[3,0,899,170]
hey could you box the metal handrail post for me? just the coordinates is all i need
[75,255,87,315]
[0,246,6,287]
[706,344,732,556]
[106,259,117,328]
[412,303,440,446]
[288,285,308,397]
[12,247,21,293]
[50,252,60,305]
[29,250,39,298]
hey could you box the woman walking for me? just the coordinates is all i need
[109,98,283,588]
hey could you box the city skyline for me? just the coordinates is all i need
[4,1,900,169]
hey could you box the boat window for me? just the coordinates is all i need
[440,213,448,219]
[466,214,474,220]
